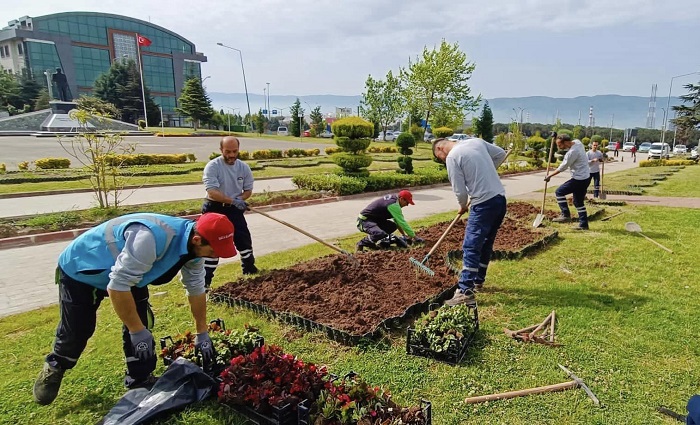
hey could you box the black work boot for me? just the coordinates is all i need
[377,236,392,249]
[33,362,66,405]
[552,214,572,223]
[356,238,377,252]
[242,264,259,275]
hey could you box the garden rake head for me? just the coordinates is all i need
[409,255,436,276]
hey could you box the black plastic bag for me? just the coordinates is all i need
[98,357,216,425]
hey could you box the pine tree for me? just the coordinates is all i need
[289,98,304,137]
[94,59,160,125]
[34,88,51,110]
[176,77,214,129]
[476,101,494,143]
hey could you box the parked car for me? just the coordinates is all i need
[606,141,617,151]
[375,131,397,142]
[690,147,698,160]
[673,145,687,154]
[638,142,652,153]
[424,132,435,142]
[303,130,311,137]
[647,142,670,160]
[320,130,334,138]
[623,142,635,152]
[447,133,470,141]
[277,126,289,136]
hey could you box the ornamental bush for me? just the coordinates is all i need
[396,132,416,174]
[331,117,373,175]
[331,116,374,139]
[34,157,71,169]
[331,152,373,171]
[334,136,372,154]
[292,174,367,195]
[434,127,454,138]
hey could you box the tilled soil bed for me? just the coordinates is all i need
[212,206,558,339]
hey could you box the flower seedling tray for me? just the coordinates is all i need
[229,400,302,425]
[406,304,479,366]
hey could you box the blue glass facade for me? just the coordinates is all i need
[4,12,206,124]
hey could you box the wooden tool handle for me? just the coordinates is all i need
[640,233,673,253]
[248,206,347,255]
[528,311,554,339]
[425,213,463,258]
[464,380,577,404]
[540,137,557,211]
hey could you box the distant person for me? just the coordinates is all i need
[614,141,621,158]
[356,190,423,251]
[630,144,637,162]
[432,137,507,307]
[33,212,236,405]
[202,136,258,284]
[51,68,71,102]
[586,141,604,198]
[544,134,592,230]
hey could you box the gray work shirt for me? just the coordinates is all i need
[446,138,506,207]
[107,224,206,296]
[202,157,254,199]
[587,150,604,173]
[557,140,591,180]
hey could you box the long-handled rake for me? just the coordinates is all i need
[533,135,557,228]
[624,222,673,253]
[599,155,607,200]
[248,206,359,265]
[409,213,463,276]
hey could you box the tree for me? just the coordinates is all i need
[253,110,266,135]
[0,68,21,110]
[396,132,416,174]
[400,39,479,132]
[76,95,120,118]
[475,101,494,143]
[94,59,160,125]
[18,73,42,110]
[34,88,50,110]
[289,98,304,137]
[176,77,214,129]
[361,70,402,140]
[310,106,324,136]
[672,81,700,144]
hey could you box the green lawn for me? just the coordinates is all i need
[2,202,698,424]
[598,164,700,196]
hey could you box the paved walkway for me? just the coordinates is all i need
[0,158,639,318]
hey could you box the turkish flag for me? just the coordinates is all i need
[137,34,152,47]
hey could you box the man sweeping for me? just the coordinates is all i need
[432,137,507,307]
[356,190,423,251]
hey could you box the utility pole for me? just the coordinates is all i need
[266,82,270,120]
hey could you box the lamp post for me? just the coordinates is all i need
[266,82,270,120]
[661,71,700,146]
[217,43,252,133]
[224,106,239,135]
[512,107,525,133]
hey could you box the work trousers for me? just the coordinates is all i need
[357,218,398,243]
[590,172,600,198]
[555,177,592,227]
[47,268,155,388]
[202,200,256,283]
[458,195,507,291]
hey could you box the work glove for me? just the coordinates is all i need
[414,236,425,244]
[129,328,156,363]
[544,176,551,183]
[195,331,215,365]
[232,197,248,211]
[401,236,413,246]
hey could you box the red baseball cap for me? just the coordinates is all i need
[398,190,415,205]
[196,213,237,258]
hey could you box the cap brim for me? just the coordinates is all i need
[212,242,237,258]
[408,200,415,205]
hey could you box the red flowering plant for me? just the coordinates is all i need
[160,322,262,368]
[218,344,330,413]
[314,374,427,425]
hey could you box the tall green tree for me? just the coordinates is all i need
[18,73,42,110]
[94,59,160,125]
[474,101,494,142]
[400,39,479,131]
[253,110,266,135]
[176,77,214,129]
[310,105,324,136]
[76,95,120,118]
[672,81,700,144]
[34,88,50,110]
[361,70,402,140]
[0,68,21,110]
[289,98,304,137]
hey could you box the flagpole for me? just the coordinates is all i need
[136,34,149,128]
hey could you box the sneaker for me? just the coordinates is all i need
[242,265,259,275]
[445,288,477,307]
[390,235,408,248]
[356,239,377,252]
[552,215,572,223]
[377,237,392,249]
[33,362,65,405]
[356,241,365,252]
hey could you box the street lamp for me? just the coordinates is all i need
[513,107,525,132]
[224,106,239,135]
[266,82,270,120]
[661,71,700,146]
[217,42,252,133]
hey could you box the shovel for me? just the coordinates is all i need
[624,222,673,253]
[410,213,463,276]
[247,205,359,264]
[599,154,607,200]
[533,135,557,228]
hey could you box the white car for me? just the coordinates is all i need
[623,142,635,152]
[319,130,334,138]
[447,133,470,141]
[375,131,397,141]
[673,145,687,155]
[648,142,670,160]
[277,126,289,136]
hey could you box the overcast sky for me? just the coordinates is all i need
[3,0,699,99]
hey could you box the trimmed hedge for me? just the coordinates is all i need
[284,148,321,157]
[331,152,373,171]
[367,146,398,153]
[34,158,71,169]
[325,147,342,155]
[433,127,454,138]
[639,159,696,167]
[335,137,372,154]
[291,174,367,195]
[104,154,189,166]
[293,168,449,195]
[251,149,284,160]
[331,116,374,139]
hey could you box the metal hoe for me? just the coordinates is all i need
[533,135,557,228]
[624,221,673,253]
[558,364,600,406]
[409,213,463,276]
[247,205,359,265]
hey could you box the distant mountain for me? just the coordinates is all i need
[209,92,682,130]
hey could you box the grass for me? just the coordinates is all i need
[2,202,699,424]
[597,164,699,196]
[144,127,240,136]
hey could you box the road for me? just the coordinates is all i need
[0,135,332,169]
